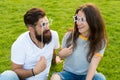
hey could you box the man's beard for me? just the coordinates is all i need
[35,30,52,44]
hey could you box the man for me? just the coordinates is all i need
[11,8,60,80]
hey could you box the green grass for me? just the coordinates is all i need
[0,0,120,80]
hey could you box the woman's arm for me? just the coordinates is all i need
[86,53,103,80]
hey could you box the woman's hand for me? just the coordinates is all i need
[59,45,73,59]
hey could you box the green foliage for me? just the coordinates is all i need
[0,0,120,80]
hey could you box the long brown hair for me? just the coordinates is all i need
[66,3,107,62]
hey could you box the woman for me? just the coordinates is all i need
[51,3,107,80]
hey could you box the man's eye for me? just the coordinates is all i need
[41,23,45,27]
[42,23,45,26]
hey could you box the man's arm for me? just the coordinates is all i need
[12,63,33,80]
[52,49,62,64]
[12,56,47,80]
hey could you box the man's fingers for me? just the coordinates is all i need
[40,56,46,62]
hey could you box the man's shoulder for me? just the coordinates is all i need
[17,31,29,39]
[50,30,57,34]
[13,31,29,45]
[50,30,58,36]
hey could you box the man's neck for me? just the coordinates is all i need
[29,32,44,49]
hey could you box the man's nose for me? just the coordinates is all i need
[44,25,49,30]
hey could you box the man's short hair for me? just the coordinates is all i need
[24,8,46,27]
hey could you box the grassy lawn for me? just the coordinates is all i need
[0,0,120,80]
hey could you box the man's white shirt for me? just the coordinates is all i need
[11,30,60,80]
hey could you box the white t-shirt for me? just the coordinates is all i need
[11,30,60,80]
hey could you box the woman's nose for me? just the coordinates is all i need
[77,21,83,25]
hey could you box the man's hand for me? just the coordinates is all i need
[55,56,62,64]
[33,56,47,75]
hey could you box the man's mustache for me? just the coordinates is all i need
[43,30,50,34]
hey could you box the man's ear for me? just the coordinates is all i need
[28,26,34,32]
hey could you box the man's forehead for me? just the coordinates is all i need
[39,16,48,22]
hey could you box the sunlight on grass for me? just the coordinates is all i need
[0,0,120,80]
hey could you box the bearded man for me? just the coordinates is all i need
[11,8,60,80]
